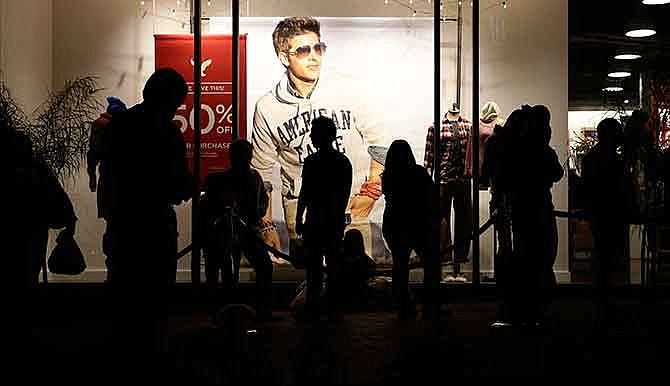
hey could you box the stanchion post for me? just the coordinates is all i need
[472,0,480,285]
[232,0,240,141]
[434,0,442,288]
[191,0,203,284]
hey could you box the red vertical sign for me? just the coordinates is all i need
[155,34,247,184]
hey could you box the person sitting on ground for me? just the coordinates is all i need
[338,228,376,309]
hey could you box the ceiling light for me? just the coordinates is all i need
[608,71,632,78]
[625,7,656,37]
[642,0,670,5]
[614,53,642,60]
[603,86,624,92]
[626,29,656,37]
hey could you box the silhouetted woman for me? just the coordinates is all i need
[4,131,77,287]
[382,140,440,319]
[513,105,564,325]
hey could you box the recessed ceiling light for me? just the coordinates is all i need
[624,99,630,104]
[642,0,670,5]
[603,86,624,92]
[614,53,642,60]
[608,71,632,78]
[626,29,657,37]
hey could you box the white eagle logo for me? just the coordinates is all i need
[190,58,213,78]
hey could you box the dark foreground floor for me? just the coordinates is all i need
[21,286,670,383]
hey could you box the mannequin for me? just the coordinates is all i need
[424,103,473,282]
[446,103,461,122]
[467,101,503,188]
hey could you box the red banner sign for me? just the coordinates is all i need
[155,34,247,184]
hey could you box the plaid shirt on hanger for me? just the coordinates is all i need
[424,116,472,183]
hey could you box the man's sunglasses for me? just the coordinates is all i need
[286,42,327,58]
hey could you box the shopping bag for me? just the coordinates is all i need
[48,231,86,275]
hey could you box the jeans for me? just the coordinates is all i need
[439,179,473,262]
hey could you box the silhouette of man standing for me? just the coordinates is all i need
[99,68,191,382]
[296,116,352,320]
[101,68,191,287]
[582,118,628,322]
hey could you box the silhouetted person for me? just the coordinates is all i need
[202,139,273,320]
[4,131,77,288]
[100,68,191,286]
[582,118,628,324]
[623,109,656,220]
[295,116,352,321]
[514,104,563,325]
[99,68,191,381]
[87,96,127,282]
[382,139,440,319]
[339,228,376,310]
[483,108,523,326]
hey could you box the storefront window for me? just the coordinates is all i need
[3,0,576,286]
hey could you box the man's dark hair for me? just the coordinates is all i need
[310,116,337,148]
[530,104,552,145]
[143,68,188,111]
[272,17,321,56]
[597,118,622,149]
[230,139,253,169]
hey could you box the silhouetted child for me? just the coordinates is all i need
[339,229,376,309]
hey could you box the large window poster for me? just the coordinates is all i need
[210,17,434,264]
[155,34,247,185]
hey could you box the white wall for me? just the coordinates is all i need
[0,0,53,113]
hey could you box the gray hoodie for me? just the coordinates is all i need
[251,70,386,198]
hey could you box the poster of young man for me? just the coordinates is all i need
[251,17,388,263]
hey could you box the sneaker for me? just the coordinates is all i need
[454,275,468,283]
